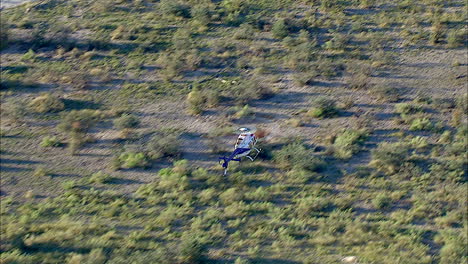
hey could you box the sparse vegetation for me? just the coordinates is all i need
[307,97,338,118]
[29,93,64,113]
[273,142,325,172]
[40,136,61,147]
[117,151,149,169]
[146,133,181,160]
[0,0,466,263]
[331,129,368,159]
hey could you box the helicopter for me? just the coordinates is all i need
[219,127,263,175]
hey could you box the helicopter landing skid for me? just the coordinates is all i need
[246,148,261,161]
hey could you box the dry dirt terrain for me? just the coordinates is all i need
[0,0,466,263]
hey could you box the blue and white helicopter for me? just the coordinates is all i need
[219,128,262,175]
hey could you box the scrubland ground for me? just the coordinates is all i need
[0,0,467,263]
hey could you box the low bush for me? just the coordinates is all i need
[324,33,347,51]
[372,193,392,209]
[33,167,50,177]
[220,187,243,205]
[332,129,368,159]
[113,114,140,130]
[234,105,253,119]
[146,133,181,160]
[0,23,8,50]
[272,19,289,39]
[233,79,272,105]
[296,196,333,217]
[273,142,325,171]
[58,110,102,134]
[369,142,409,174]
[447,29,465,48]
[436,230,467,263]
[118,152,149,169]
[160,0,191,18]
[371,85,400,102]
[293,71,315,86]
[429,22,444,45]
[89,171,112,184]
[187,88,205,115]
[307,97,338,118]
[21,49,36,62]
[40,136,61,147]
[409,117,433,131]
[395,103,422,116]
[178,236,205,263]
[29,94,64,113]
[347,72,370,90]
[286,118,303,127]
[233,23,255,40]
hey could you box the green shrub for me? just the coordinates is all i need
[324,33,347,51]
[332,129,368,159]
[187,88,205,115]
[272,19,289,39]
[436,230,467,263]
[429,22,444,45]
[307,97,338,118]
[58,109,101,134]
[233,79,272,104]
[89,171,112,184]
[372,193,392,209]
[296,196,332,217]
[409,136,428,149]
[395,103,422,116]
[234,23,255,40]
[21,49,36,62]
[178,236,205,263]
[371,85,400,102]
[160,0,191,18]
[113,114,140,130]
[347,72,370,90]
[409,117,433,131]
[369,142,409,174]
[234,257,251,264]
[220,187,243,205]
[293,72,315,86]
[447,29,465,48]
[234,105,253,118]
[33,167,50,177]
[62,180,77,190]
[273,142,325,171]
[40,136,61,147]
[146,133,181,159]
[0,23,8,50]
[158,167,190,190]
[29,94,64,113]
[204,90,220,108]
[118,152,149,169]
[191,4,212,26]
